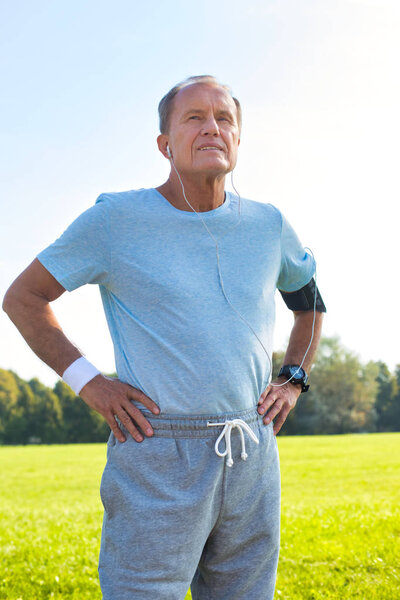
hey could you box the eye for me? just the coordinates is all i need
[189,115,200,120]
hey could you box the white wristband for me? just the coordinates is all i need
[62,357,101,395]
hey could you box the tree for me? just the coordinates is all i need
[374,361,398,431]
[27,378,63,443]
[0,369,20,443]
[0,342,397,441]
[379,364,400,431]
[280,337,379,435]
[53,380,109,443]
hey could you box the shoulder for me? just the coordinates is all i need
[95,188,150,207]
[238,196,283,228]
[239,195,281,215]
[93,188,159,220]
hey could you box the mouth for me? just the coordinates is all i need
[198,145,225,152]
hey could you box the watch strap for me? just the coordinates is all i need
[278,365,309,393]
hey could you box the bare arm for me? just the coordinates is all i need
[257,310,324,435]
[2,259,81,375]
[2,259,160,442]
[280,309,323,374]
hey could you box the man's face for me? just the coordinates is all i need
[165,83,240,178]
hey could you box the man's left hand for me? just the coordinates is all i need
[257,377,302,436]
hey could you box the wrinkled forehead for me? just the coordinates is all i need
[170,83,239,124]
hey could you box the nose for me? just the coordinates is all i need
[201,115,220,136]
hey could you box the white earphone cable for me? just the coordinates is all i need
[169,154,316,387]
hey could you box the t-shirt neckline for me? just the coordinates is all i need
[152,188,231,218]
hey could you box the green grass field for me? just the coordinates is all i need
[0,433,399,599]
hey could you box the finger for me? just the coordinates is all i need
[122,401,155,438]
[258,393,279,415]
[129,388,160,415]
[114,408,144,443]
[258,385,271,404]
[272,409,289,436]
[106,412,127,443]
[263,399,284,424]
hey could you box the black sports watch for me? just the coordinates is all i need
[277,365,309,393]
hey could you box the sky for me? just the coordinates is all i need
[1,0,399,388]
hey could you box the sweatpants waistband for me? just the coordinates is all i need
[137,404,261,439]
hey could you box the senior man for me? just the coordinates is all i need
[3,75,325,599]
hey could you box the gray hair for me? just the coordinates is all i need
[158,75,242,134]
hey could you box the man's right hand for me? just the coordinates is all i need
[79,375,160,443]
[2,259,160,444]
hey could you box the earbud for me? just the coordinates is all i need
[166,144,172,159]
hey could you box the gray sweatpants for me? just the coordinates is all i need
[98,404,281,599]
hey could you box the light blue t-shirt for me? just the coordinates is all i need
[36,188,315,415]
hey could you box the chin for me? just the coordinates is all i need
[197,157,229,171]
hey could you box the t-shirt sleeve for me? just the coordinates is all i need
[276,212,316,292]
[36,194,111,292]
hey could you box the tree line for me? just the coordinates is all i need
[0,335,399,444]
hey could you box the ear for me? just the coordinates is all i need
[157,134,170,159]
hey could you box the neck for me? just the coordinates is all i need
[156,171,226,213]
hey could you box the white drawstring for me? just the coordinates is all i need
[207,419,259,467]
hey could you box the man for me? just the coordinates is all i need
[3,75,325,599]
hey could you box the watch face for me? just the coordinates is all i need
[288,366,305,381]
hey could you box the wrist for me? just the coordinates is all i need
[275,374,301,388]
[62,357,101,395]
[277,365,309,393]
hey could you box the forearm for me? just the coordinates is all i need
[259,310,323,434]
[3,288,162,443]
[281,310,324,374]
[3,291,81,377]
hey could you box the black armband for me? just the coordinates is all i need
[279,278,326,312]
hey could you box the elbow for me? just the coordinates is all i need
[2,283,27,317]
[2,288,11,314]
[293,310,325,325]
[3,281,50,320]
[292,310,324,333]
[2,286,17,316]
